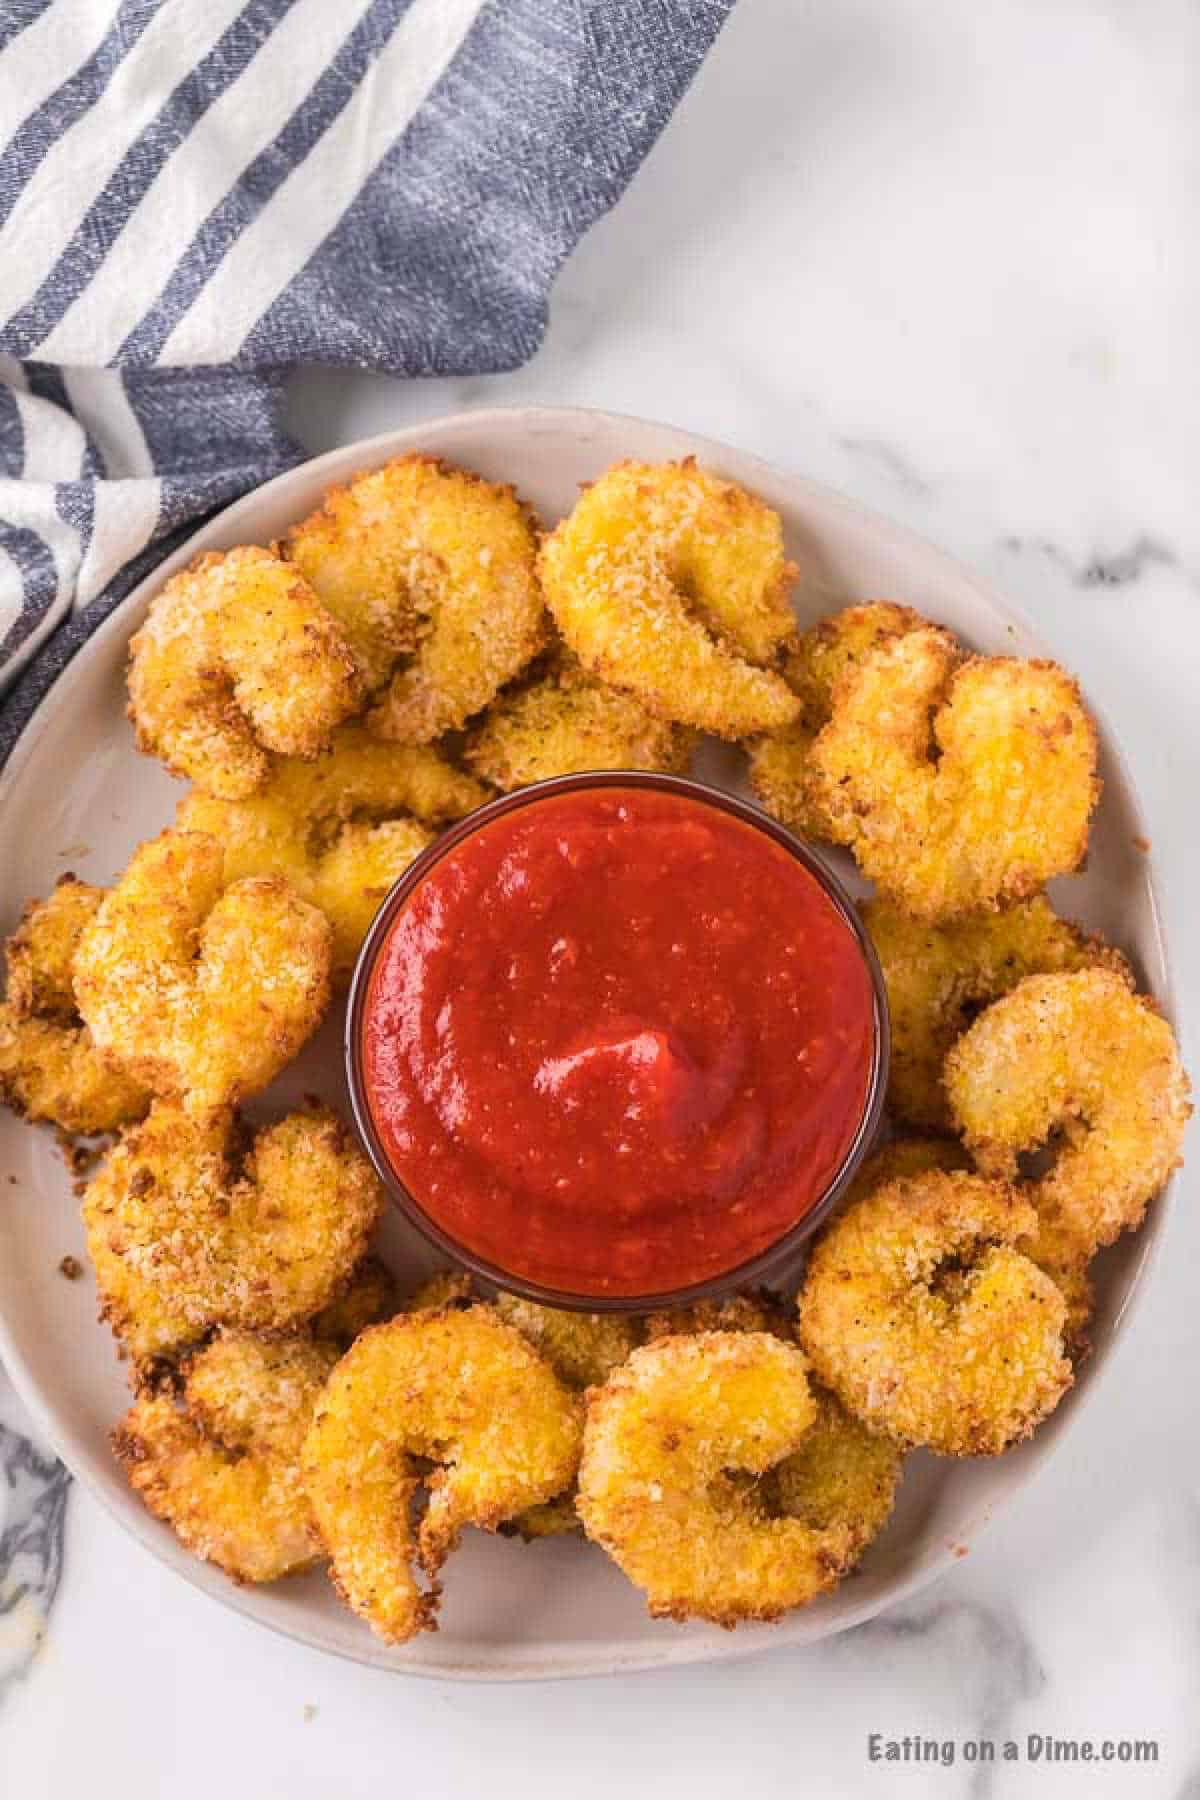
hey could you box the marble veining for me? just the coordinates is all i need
[0,1395,68,1707]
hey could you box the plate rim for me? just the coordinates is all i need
[0,402,1179,1681]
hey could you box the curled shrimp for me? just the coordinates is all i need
[807,626,1100,917]
[539,460,800,739]
[466,651,694,790]
[797,1169,1073,1455]
[748,602,924,839]
[113,1329,335,1583]
[577,1330,871,1625]
[945,968,1190,1267]
[302,1307,582,1642]
[864,894,1133,1130]
[84,1099,384,1370]
[127,546,362,799]
[74,830,332,1115]
[286,453,545,742]
[0,878,149,1133]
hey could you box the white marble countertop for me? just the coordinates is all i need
[4,2,1198,1793]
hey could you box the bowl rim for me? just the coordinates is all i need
[344,768,890,1311]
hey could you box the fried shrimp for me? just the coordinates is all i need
[748,602,925,839]
[127,546,362,799]
[945,969,1190,1267]
[797,1171,1072,1455]
[177,726,479,974]
[113,1328,333,1583]
[84,1100,384,1367]
[0,879,150,1133]
[643,1290,792,1342]
[74,830,332,1114]
[466,652,694,790]
[493,1293,643,1390]
[302,1308,583,1643]
[865,895,1133,1130]
[843,1135,969,1205]
[285,454,545,741]
[763,1385,902,1551]
[807,627,1100,917]
[312,1255,398,1348]
[578,1331,867,1625]
[539,460,800,739]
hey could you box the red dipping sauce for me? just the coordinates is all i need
[354,780,880,1302]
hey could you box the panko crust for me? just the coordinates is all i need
[808,628,1101,917]
[312,1255,399,1348]
[113,1329,331,1584]
[539,459,801,739]
[0,878,150,1134]
[493,1293,643,1391]
[302,1307,582,1643]
[466,651,694,790]
[83,1099,384,1369]
[73,829,332,1114]
[765,1384,903,1554]
[865,894,1133,1129]
[578,1331,861,1626]
[285,453,545,742]
[127,545,362,798]
[945,969,1191,1266]
[797,1171,1073,1456]
[748,602,926,839]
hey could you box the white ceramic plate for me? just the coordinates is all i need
[0,407,1174,1681]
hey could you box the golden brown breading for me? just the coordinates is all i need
[84,1100,384,1369]
[127,546,361,798]
[308,817,431,976]
[865,894,1133,1129]
[643,1289,792,1343]
[797,1171,1072,1456]
[843,1135,970,1206]
[466,652,694,789]
[807,628,1101,917]
[0,879,150,1133]
[286,453,545,741]
[302,1308,582,1642]
[578,1331,863,1625]
[945,969,1191,1267]
[74,830,332,1114]
[764,1384,903,1552]
[748,602,925,839]
[493,1293,642,1390]
[539,460,800,739]
[113,1327,332,1584]
[312,1255,399,1348]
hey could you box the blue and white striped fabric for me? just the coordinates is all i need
[0,0,732,765]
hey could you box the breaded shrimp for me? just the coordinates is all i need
[945,969,1190,1266]
[748,602,925,839]
[286,454,545,741]
[865,895,1133,1129]
[764,1385,903,1552]
[312,1255,398,1348]
[797,1171,1072,1455]
[302,1308,582,1642]
[127,546,361,799]
[74,830,332,1114]
[84,1100,384,1368]
[113,1329,333,1583]
[493,1293,643,1391]
[0,878,150,1134]
[643,1289,792,1343]
[808,628,1100,917]
[308,817,431,976]
[578,1332,862,1625]
[539,460,800,739]
[466,652,694,790]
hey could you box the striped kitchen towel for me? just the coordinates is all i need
[0,0,733,766]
